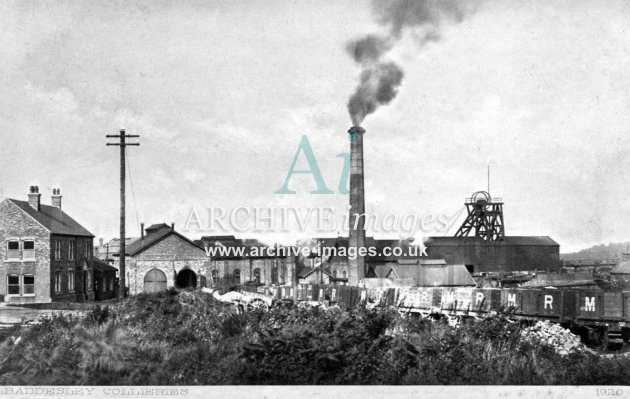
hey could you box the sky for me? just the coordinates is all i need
[1,0,630,252]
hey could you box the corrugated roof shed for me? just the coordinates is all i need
[424,236,559,246]
[368,261,475,287]
[612,261,630,274]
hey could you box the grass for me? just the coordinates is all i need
[5,301,112,311]
[0,288,629,385]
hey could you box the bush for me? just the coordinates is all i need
[1,290,630,385]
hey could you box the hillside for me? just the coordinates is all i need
[561,242,630,261]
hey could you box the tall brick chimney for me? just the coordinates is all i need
[347,126,366,285]
[28,186,41,211]
[51,188,62,209]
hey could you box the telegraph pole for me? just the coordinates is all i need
[107,129,140,300]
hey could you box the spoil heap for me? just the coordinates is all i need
[521,320,593,356]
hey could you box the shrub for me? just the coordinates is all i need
[1,290,629,385]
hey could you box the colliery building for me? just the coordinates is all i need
[423,236,561,274]
[293,235,559,287]
[122,223,208,295]
[200,235,295,287]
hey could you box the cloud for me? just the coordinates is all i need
[1,1,630,251]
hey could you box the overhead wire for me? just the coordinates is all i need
[125,146,141,235]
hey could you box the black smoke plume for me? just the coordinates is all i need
[346,0,475,125]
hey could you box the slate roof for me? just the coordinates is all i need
[144,223,171,233]
[91,258,118,273]
[124,228,203,257]
[8,199,93,237]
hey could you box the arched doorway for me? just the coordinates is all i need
[176,269,197,289]
[144,268,167,293]
[233,269,240,284]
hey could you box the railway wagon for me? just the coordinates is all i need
[267,285,630,334]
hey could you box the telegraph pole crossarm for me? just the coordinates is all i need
[106,129,140,301]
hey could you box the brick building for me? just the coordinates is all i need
[200,236,295,288]
[124,223,209,295]
[92,258,117,300]
[0,186,95,303]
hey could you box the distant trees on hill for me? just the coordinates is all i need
[561,242,630,261]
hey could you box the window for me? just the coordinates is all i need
[23,275,34,295]
[7,241,19,260]
[233,269,240,284]
[109,277,114,291]
[342,271,347,278]
[54,240,61,260]
[87,271,92,290]
[23,240,35,260]
[68,241,75,260]
[333,270,338,278]
[7,275,35,296]
[253,268,261,283]
[54,271,62,293]
[67,271,74,292]
[7,275,19,295]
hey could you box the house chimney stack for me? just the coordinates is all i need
[141,223,145,239]
[51,188,62,209]
[28,186,41,211]
[347,126,366,285]
[171,222,175,231]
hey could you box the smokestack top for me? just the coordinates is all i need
[348,126,366,134]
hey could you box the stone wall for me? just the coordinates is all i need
[126,233,209,295]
